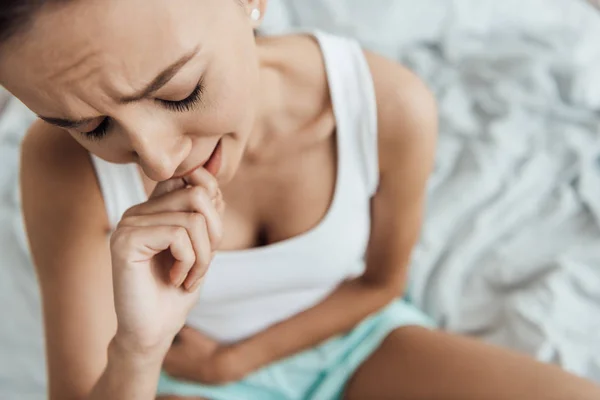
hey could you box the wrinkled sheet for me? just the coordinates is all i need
[1,0,600,398]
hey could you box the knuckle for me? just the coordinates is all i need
[186,213,204,226]
[116,215,136,229]
[205,179,218,196]
[213,226,224,245]
[110,227,135,251]
[187,212,206,227]
[121,205,139,219]
[181,252,196,266]
[172,226,188,240]
[188,186,208,210]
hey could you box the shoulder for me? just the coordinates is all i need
[22,120,92,175]
[20,121,109,268]
[364,51,438,180]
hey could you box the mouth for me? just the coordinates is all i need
[174,138,223,179]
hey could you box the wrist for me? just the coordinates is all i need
[229,338,270,374]
[91,337,164,399]
[111,332,170,366]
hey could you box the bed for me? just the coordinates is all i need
[1,0,599,398]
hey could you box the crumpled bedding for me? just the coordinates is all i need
[1,0,599,398]
[262,0,600,380]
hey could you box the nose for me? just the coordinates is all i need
[126,123,190,182]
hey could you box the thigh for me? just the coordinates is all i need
[344,326,600,400]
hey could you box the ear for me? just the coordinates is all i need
[242,0,268,28]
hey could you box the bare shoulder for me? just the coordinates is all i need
[363,51,438,178]
[22,122,118,399]
[20,120,109,272]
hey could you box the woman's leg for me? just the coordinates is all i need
[345,326,600,400]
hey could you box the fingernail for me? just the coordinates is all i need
[188,278,202,292]
[176,273,186,288]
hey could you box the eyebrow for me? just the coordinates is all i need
[38,47,200,129]
[38,115,96,129]
[119,47,200,103]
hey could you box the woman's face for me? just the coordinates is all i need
[0,0,264,183]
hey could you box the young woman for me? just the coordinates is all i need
[1,0,599,399]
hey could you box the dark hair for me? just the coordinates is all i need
[0,0,70,46]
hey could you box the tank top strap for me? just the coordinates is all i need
[90,155,146,230]
[313,30,379,196]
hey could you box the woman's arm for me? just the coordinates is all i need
[21,124,164,399]
[89,338,165,400]
[229,52,438,373]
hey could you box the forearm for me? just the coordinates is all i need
[87,337,165,400]
[235,277,401,370]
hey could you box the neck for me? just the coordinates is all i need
[243,35,328,165]
[242,39,288,164]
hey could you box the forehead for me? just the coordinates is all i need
[0,0,230,116]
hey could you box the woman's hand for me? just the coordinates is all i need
[109,168,225,356]
[163,327,251,385]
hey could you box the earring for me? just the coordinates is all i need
[250,8,261,21]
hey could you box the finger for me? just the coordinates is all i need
[150,177,187,199]
[183,168,219,200]
[120,212,213,286]
[121,189,222,249]
[182,213,211,290]
[166,226,198,287]
[123,178,186,218]
[215,189,226,216]
[111,225,195,287]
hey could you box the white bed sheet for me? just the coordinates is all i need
[1,0,600,398]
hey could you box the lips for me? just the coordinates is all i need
[175,139,223,179]
[203,138,222,176]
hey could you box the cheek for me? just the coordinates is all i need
[68,132,133,164]
[189,65,257,137]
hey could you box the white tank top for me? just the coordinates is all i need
[92,31,379,343]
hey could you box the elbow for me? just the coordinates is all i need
[357,277,403,309]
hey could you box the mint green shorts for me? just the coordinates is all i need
[157,300,434,400]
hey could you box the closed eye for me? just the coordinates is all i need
[81,118,110,140]
[80,78,205,141]
[158,78,205,112]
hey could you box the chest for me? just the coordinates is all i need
[219,134,338,251]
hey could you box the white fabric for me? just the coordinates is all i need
[91,31,379,342]
[2,1,600,398]
[89,158,147,228]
